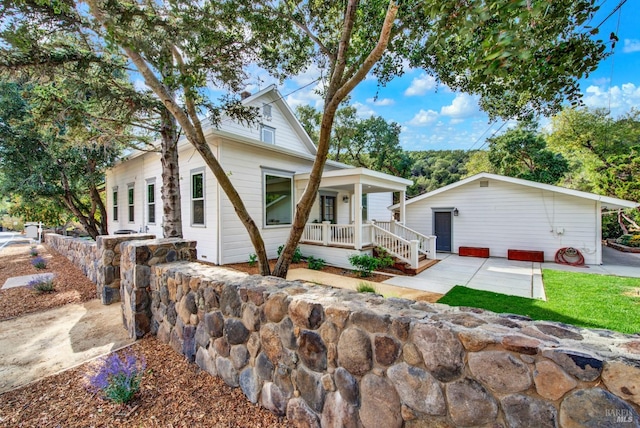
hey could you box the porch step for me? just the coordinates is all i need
[393,257,438,276]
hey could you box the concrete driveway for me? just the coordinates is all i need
[382,245,640,300]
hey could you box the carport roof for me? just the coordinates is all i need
[390,172,638,211]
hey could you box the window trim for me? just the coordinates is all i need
[146,178,156,225]
[112,187,119,222]
[190,168,206,227]
[260,124,275,145]
[127,183,135,223]
[262,168,294,228]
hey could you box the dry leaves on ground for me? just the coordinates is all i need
[0,243,96,320]
[0,336,290,428]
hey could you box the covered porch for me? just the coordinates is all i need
[294,168,436,270]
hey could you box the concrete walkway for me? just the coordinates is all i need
[0,300,134,394]
[382,246,640,300]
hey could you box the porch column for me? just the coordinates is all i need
[399,190,406,224]
[354,183,362,250]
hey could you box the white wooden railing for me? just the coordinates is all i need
[370,223,416,267]
[382,220,437,259]
[301,219,436,269]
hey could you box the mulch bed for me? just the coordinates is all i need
[0,243,96,321]
[225,259,398,283]
[0,336,289,428]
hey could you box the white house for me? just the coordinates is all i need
[391,172,638,265]
[106,85,433,269]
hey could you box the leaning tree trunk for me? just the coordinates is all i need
[159,108,183,238]
[272,0,399,278]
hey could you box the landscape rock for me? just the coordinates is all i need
[298,330,327,371]
[264,293,289,323]
[602,361,640,406]
[337,327,372,376]
[468,351,531,393]
[321,392,359,428]
[295,365,326,413]
[402,343,423,366]
[204,310,224,338]
[230,344,249,370]
[560,388,640,428]
[219,285,242,317]
[533,360,577,400]
[359,373,402,428]
[374,334,401,366]
[261,382,288,416]
[239,367,261,404]
[445,378,498,427]
[216,356,239,387]
[412,324,464,381]
[501,394,558,428]
[286,397,320,428]
[289,300,324,329]
[542,349,603,381]
[350,310,390,333]
[387,362,445,415]
[255,352,274,381]
[224,318,250,345]
[334,367,359,406]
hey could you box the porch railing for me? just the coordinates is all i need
[381,220,437,259]
[302,222,355,247]
[370,223,415,267]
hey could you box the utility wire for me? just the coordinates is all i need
[593,0,627,30]
[607,4,623,115]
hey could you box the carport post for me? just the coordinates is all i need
[399,190,406,224]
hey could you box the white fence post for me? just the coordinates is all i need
[428,236,437,260]
[322,221,330,246]
[370,220,376,246]
[410,240,419,268]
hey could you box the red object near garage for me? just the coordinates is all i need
[459,247,490,258]
[508,249,544,262]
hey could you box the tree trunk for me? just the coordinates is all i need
[159,108,183,238]
[272,0,399,278]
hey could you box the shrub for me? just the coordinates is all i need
[27,276,55,293]
[87,352,146,404]
[31,256,47,269]
[277,245,303,263]
[349,254,380,277]
[375,247,395,269]
[356,282,377,293]
[29,246,39,257]
[307,256,325,270]
[616,234,640,247]
[248,253,257,266]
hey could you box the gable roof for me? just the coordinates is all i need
[391,172,638,211]
[239,84,317,155]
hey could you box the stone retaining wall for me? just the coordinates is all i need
[138,257,640,427]
[45,233,155,304]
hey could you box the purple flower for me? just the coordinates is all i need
[87,351,146,403]
[31,256,47,269]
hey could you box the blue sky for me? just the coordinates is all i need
[244,0,640,152]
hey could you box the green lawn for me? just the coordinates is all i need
[437,269,640,334]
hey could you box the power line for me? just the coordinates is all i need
[475,120,509,151]
[607,4,623,115]
[593,0,627,30]
[466,121,498,151]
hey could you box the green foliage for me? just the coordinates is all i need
[487,123,568,184]
[408,150,473,196]
[438,270,640,334]
[31,256,47,269]
[87,352,146,404]
[464,151,496,177]
[27,276,55,293]
[278,245,303,263]
[374,247,394,270]
[307,256,325,271]
[349,254,381,277]
[616,235,640,248]
[248,253,257,267]
[30,247,39,257]
[356,282,377,294]
[602,213,624,240]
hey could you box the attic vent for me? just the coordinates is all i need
[263,104,272,121]
[479,180,489,187]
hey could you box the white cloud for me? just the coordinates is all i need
[623,39,640,54]
[133,79,148,92]
[440,93,480,119]
[408,109,439,126]
[352,102,376,118]
[366,97,395,106]
[582,83,640,117]
[286,81,324,109]
[404,73,437,96]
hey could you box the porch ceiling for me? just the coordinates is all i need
[295,167,411,193]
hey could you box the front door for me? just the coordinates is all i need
[434,211,452,252]
[321,195,336,223]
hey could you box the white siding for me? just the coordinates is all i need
[299,244,372,269]
[219,141,317,264]
[218,92,312,155]
[367,192,394,222]
[404,178,600,264]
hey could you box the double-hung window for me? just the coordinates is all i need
[264,169,293,227]
[191,169,205,226]
[146,179,156,224]
[112,188,119,221]
[127,183,135,223]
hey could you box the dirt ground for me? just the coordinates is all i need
[0,300,134,394]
